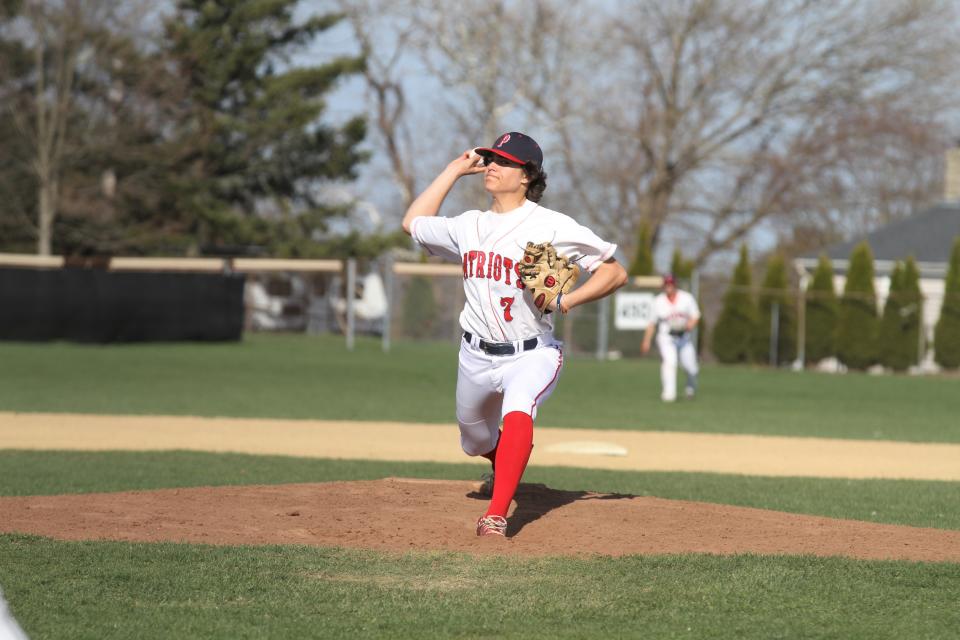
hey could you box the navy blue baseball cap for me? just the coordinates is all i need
[475,132,543,169]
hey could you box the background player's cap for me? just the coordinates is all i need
[475,132,543,169]
[662,273,677,286]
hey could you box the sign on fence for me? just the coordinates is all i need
[614,292,655,330]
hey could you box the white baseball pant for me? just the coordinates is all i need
[656,332,699,402]
[455,335,563,456]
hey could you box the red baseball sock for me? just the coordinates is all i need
[485,411,533,518]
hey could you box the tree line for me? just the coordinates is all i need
[710,238,960,371]
[0,0,389,258]
[3,0,960,269]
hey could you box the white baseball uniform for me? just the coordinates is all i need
[651,289,701,401]
[411,198,616,455]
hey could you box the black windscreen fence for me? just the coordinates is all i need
[0,267,245,342]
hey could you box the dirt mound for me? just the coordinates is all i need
[2,478,958,562]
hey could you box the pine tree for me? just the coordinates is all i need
[628,221,654,276]
[162,1,367,256]
[670,248,695,283]
[900,256,924,367]
[711,245,758,363]
[804,254,838,364]
[882,257,924,371]
[836,241,879,370]
[934,237,960,369]
[757,253,796,365]
[878,262,908,371]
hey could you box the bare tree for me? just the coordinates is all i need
[541,0,960,265]
[339,0,960,269]
[337,0,420,210]
[340,0,577,215]
[10,1,90,255]
[0,0,163,255]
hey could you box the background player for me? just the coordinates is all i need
[642,273,701,402]
[401,131,627,537]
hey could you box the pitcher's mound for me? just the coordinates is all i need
[2,478,958,562]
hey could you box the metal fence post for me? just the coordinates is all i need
[382,255,393,353]
[596,295,610,360]
[691,269,700,353]
[769,302,779,367]
[797,285,806,368]
[345,257,356,351]
[918,318,926,369]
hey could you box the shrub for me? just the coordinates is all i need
[836,241,879,370]
[934,237,960,369]
[711,245,758,363]
[900,256,924,366]
[757,253,796,365]
[879,258,924,371]
[628,221,654,276]
[804,254,838,364]
[670,249,695,281]
[878,262,907,371]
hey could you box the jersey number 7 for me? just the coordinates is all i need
[500,296,515,322]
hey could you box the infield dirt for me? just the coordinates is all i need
[2,478,959,561]
[2,411,959,561]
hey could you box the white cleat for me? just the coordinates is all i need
[476,515,507,537]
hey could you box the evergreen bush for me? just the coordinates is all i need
[628,222,654,276]
[879,259,924,371]
[878,262,909,371]
[711,246,757,363]
[934,237,960,369]
[804,254,838,364]
[836,242,879,370]
[900,256,924,367]
[670,249,695,282]
[757,253,796,365]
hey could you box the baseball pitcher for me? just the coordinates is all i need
[401,131,628,537]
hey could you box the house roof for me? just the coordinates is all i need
[810,203,960,264]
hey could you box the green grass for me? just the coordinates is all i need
[2,336,958,640]
[1,334,959,441]
[1,451,957,530]
[1,536,958,640]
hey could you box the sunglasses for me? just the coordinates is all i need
[482,154,525,168]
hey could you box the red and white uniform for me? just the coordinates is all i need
[651,289,700,402]
[411,198,616,454]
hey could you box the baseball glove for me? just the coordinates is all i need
[518,241,580,313]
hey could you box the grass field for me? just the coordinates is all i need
[1,333,959,441]
[2,535,958,640]
[1,334,958,639]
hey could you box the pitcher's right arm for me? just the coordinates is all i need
[402,151,484,235]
